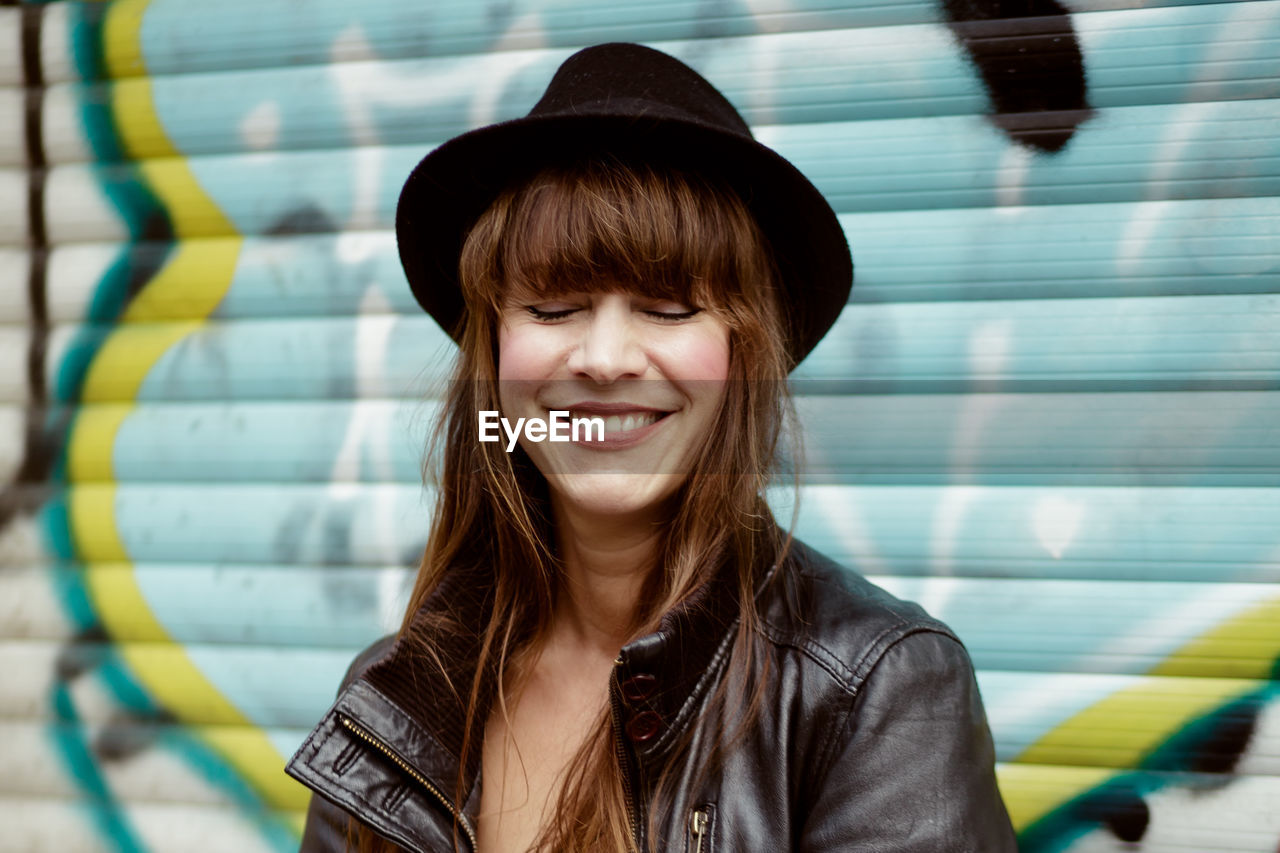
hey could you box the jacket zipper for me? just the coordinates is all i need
[339,715,478,852]
[610,657,641,851]
[688,807,709,853]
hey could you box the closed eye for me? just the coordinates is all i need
[525,305,579,321]
[645,307,702,322]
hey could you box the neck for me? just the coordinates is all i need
[548,497,667,656]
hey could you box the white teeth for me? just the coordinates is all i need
[572,411,661,436]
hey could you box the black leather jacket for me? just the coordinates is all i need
[286,540,1017,851]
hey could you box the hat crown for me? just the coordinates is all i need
[529,43,753,138]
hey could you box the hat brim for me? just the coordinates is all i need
[395,112,852,367]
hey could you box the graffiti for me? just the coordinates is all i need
[1,0,1277,850]
[1018,681,1280,850]
[940,0,1093,152]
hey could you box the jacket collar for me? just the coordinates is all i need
[342,547,755,815]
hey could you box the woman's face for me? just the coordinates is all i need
[496,286,730,521]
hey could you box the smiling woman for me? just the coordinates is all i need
[285,43,1016,853]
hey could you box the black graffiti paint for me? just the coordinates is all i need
[1074,784,1151,843]
[264,203,339,236]
[940,0,1092,153]
[1145,692,1265,777]
[1186,706,1259,776]
[0,3,57,532]
[0,2,177,539]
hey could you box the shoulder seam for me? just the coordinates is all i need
[757,620,859,696]
[758,614,956,694]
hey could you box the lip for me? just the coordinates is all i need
[542,402,675,450]
[553,401,673,416]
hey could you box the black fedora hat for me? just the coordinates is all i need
[395,42,852,367]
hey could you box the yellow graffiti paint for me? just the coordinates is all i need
[1017,675,1257,769]
[67,404,130,482]
[107,0,238,239]
[136,158,239,239]
[73,488,186,647]
[102,0,149,79]
[200,727,312,811]
[111,76,177,160]
[68,485,129,563]
[71,0,307,824]
[996,763,1113,831]
[80,238,242,402]
[1150,595,1280,680]
[80,319,200,403]
[79,565,166,642]
[123,238,244,322]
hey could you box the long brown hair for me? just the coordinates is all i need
[350,156,800,851]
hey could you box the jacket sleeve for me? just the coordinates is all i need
[798,629,1018,852]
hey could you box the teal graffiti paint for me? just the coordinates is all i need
[157,729,302,852]
[49,687,150,853]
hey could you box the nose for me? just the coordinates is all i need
[567,295,648,383]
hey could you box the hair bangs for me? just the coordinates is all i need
[466,160,769,317]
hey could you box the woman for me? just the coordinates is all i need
[286,43,1016,852]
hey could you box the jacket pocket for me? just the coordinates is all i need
[686,803,716,853]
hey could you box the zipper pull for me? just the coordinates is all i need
[689,807,709,853]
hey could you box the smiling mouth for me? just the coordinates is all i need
[545,407,674,447]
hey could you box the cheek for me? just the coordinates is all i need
[665,326,731,383]
[497,322,556,382]
[496,323,558,418]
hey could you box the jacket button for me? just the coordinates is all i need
[620,673,657,702]
[626,710,662,743]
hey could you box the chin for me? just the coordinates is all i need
[548,472,685,519]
